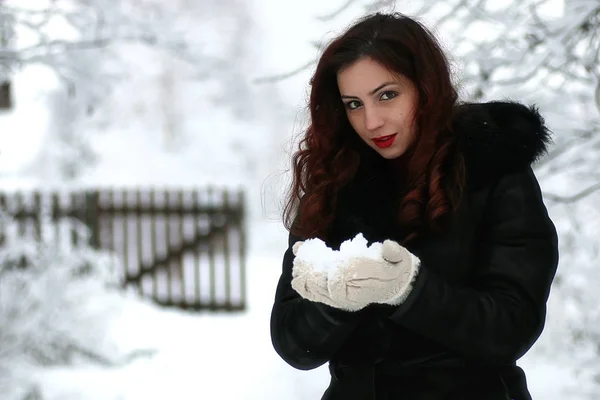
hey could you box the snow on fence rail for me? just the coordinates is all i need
[0,187,247,312]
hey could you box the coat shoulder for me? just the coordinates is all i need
[452,100,552,184]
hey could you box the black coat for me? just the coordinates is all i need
[270,101,559,400]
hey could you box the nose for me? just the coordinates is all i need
[364,105,384,132]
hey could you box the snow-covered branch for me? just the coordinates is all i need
[0,0,210,82]
[544,182,600,203]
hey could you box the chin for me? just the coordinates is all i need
[375,147,406,160]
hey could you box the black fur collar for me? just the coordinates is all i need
[453,101,552,184]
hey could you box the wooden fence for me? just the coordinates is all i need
[0,188,246,312]
[0,81,11,109]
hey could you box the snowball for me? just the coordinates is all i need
[294,233,384,277]
[339,233,382,260]
[293,238,340,273]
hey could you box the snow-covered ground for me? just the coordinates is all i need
[33,251,331,400]
[0,0,595,399]
[29,248,588,400]
[26,248,585,400]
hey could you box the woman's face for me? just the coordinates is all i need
[337,57,419,160]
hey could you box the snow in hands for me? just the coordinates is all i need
[293,233,388,278]
[291,233,417,312]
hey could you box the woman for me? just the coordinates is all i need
[270,12,559,400]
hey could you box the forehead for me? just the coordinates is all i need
[337,57,399,94]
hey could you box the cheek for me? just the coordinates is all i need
[400,112,417,134]
[347,115,366,136]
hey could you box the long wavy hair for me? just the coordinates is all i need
[283,12,465,243]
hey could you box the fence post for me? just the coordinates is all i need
[239,188,247,310]
[0,193,6,247]
[85,191,100,248]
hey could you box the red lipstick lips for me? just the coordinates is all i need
[372,133,397,148]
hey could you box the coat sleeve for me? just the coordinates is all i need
[270,231,364,370]
[388,166,559,365]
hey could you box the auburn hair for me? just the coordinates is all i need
[283,12,465,243]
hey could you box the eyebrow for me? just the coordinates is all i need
[340,81,397,99]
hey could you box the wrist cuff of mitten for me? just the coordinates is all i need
[385,252,421,306]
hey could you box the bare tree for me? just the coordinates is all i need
[0,0,222,182]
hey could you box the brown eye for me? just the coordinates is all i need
[345,100,361,110]
[380,91,398,101]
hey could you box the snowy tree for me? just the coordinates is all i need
[0,204,155,400]
[0,0,219,182]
